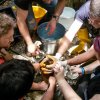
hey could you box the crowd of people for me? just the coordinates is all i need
[0,0,100,100]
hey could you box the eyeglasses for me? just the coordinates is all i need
[88,15,100,24]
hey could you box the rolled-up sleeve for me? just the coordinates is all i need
[14,0,32,10]
[75,1,90,22]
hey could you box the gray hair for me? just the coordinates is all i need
[0,13,16,36]
[90,0,100,17]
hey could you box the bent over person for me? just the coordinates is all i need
[14,0,65,56]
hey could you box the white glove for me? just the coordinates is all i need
[27,43,37,54]
[55,53,62,60]
[57,60,67,67]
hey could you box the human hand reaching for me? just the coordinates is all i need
[46,18,57,35]
[27,41,41,56]
[53,64,64,81]
[70,66,82,75]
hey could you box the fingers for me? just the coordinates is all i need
[45,22,49,30]
[46,22,55,35]
[70,66,81,74]
[46,63,56,69]
[53,64,63,74]
[41,67,53,74]
[46,23,52,35]
[48,28,54,35]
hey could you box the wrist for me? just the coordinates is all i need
[57,78,65,85]
[52,15,59,21]
[55,53,62,60]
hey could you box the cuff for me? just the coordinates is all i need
[55,53,62,60]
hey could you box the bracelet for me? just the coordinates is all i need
[52,15,59,21]
[80,67,85,75]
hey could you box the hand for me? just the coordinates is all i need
[27,43,40,56]
[53,64,64,81]
[57,60,67,67]
[40,55,57,69]
[46,18,57,35]
[0,48,13,61]
[70,66,82,74]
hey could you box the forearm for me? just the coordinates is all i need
[53,0,65,16]
[84,60,100,74]
[57,78,81,100]
[16,8,33,45]
[41,86,55,100]
[57,19,83,56]
[57,36,71,55]
[17,19,33,45]
[67,46,95,65]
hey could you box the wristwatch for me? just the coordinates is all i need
[52,15,59,21]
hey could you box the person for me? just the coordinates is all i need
[70,36,100,100]
[0,59,56,100]
[0,13,48,91]
[40,37,100,100]
[0,59,35,100]
[55,0,100,59]
[0,13,15,63]
[53,64,82,100]
[43,38,100,100]
[14,0,65,56]
[56,36,100,100]
[41,62,82,100]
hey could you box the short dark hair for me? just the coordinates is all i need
[90,0,100,17]
[0,59,35,100]
[0,13,16,36]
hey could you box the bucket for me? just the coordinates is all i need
[59,7,75,30]
[37,22,66,54]
[32,6,47,24]
[42,40,57,54]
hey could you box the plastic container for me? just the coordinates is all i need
[59,7,75,30]
[32,6,47,24]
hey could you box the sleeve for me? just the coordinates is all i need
[75,0,90,22]
[14,0,32,10]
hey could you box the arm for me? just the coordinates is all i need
[47,0,65,35]
[16,7,37,55]
[57,19,83,56]
[57,78,81,100]
[53,65,82,100]
[53,0,65,17]
[67,46,95,65]
[70,60,100,75]
[16,7,33,46]
[56,1,90,57]
[41,77,56,100]
[84,60,100,74]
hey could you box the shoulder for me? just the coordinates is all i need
[75,0,90,22]
[14,0,32,10]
